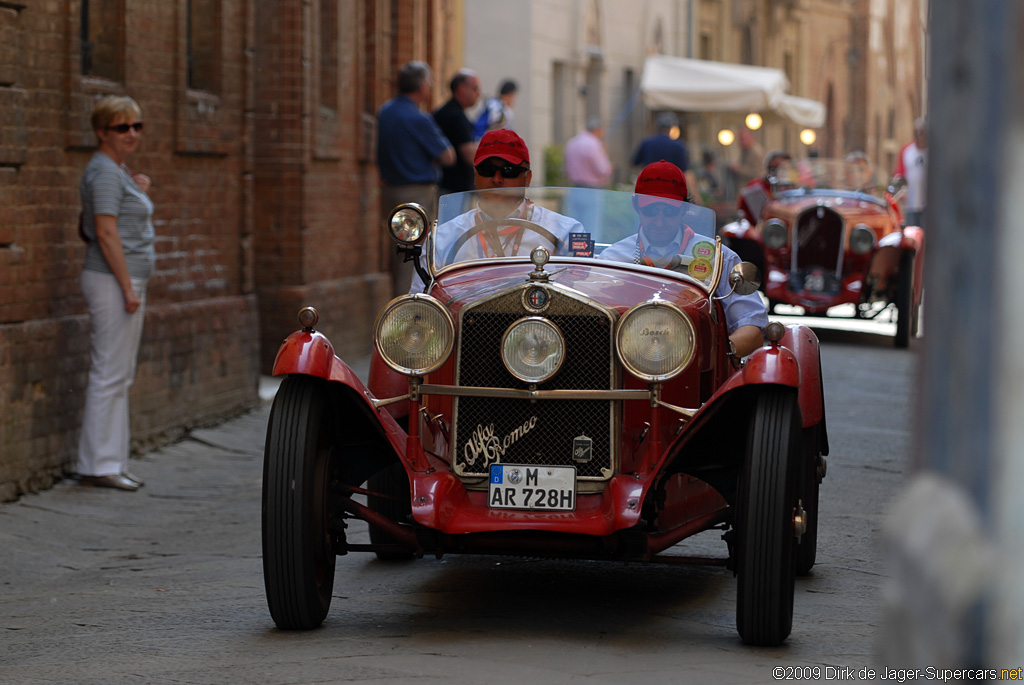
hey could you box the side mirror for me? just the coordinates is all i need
[728,262,761,296]
[887,176,907,200]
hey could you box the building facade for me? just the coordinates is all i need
[0,0,460,501]
[464,0,926,190]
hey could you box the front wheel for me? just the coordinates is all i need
[735,390,800,646]
[262,376,337,630]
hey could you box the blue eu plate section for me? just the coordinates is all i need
[490,464,503,484]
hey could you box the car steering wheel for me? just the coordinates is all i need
[445,218,560,264]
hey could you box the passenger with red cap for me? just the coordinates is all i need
[409,130,582,292]
[600,161,768,358]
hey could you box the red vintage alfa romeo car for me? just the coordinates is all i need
[261,187,828,646]
[721,158,925,347]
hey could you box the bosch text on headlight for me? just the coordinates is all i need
[616,301,696,382]
[501,317,565,383]
[374,294,454,376]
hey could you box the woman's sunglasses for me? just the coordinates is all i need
[475,162,528,179]
[639,202,683,218]
[107,122,144,133]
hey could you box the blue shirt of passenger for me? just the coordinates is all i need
[377,95,452,186]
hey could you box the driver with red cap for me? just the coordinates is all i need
[600,160,768,358]
[409,130,581,293]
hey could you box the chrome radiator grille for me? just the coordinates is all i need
[794,206,843,271]
[452,288,615,480]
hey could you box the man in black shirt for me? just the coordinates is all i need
[433,69,481,195]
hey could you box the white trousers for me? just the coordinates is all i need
[77,270,148,477]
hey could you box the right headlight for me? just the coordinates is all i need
[763,218,789,249]
[374,294,454,376]
[387,203,429,246]
[616,300,696,382]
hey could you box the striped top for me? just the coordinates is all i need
[80,151,155,279]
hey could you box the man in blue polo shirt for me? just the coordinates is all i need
[377,60,455,297]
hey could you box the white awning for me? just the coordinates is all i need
[640,55,826,128]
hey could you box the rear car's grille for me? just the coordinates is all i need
[452,287,615,480]
[794,206,843,272]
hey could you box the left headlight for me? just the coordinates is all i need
[374,294,454,376]
[616,300,696,382]
[502,317,565,383]
[388,203,429,246]
[849,223,875,255]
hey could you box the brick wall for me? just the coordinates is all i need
[0,0,454,502]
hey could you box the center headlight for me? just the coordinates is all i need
[616,301,696,382]
[502,317,565,383]
[374,294,454,376]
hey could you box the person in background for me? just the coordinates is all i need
[893,117,928,228]
[737,149,791,225]
[377,60,456,296]
[563,117,613,189]
[77,95,154,491]
[433,68,481,195]
[843,150,876,192]
[600,161,767,359]
[695,147,724,205]
[473,79,518,140]
[632,112,688,175]
[729,127,765,189]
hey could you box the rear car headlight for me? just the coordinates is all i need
[388,203,429,246]
[502,317,565,383]
[616,301,696,382]
[374,294,454,375]
[850,223,875,255]
[763,218,788,249]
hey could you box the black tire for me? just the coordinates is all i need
[894,251,915,348]
[735,390,800,646]
[367,461,414,561]
[795,428,820,576]
[262,376,337,630]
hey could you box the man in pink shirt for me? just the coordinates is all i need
[563,118,613,188]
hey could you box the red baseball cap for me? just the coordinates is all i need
[474,129,530,166]
[634,160,688,206]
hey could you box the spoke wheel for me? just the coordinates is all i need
[262,376,336,630]
[894,251,915,348]
[736,390,800,646]
[367,461,415,560]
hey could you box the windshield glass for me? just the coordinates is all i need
[774,157,885,196]
[433,187,718,283]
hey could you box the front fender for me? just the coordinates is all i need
[272,329,408,476]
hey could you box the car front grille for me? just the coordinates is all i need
[451,286,616,480]
[793,205,843,273]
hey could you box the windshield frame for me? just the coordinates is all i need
[427,186,721,292]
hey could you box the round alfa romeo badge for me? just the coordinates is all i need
[508,468,523,485]
[689,257,713,281]
[524,286,549,311]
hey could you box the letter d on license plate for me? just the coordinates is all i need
[488,464,576,511]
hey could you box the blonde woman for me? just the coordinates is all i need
[77,95,154,491]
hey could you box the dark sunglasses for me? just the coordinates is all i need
[639,202,682,218]
[475,162,528,179]
[107,122,144,133]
